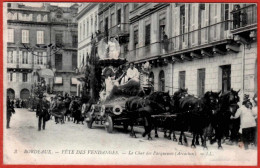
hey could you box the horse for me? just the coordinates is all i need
[125,91,172,140]
[165,90,220,149]
[153,88,188,139]
[210,89,240,149]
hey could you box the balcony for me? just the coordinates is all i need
[166,20,232,53]
[231,4,257,34]
[127,42,162,62]
[127,21,232,62]
[109,23,130,38]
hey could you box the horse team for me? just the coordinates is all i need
[124,88,241,149]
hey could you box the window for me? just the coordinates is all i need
[180,5,185,42]
[22,73,28,82]
[7,51,13,63]
[55,33,63,46]
[224,4,229,30]
[159,70,165,91]
[197,68,205,97]
[72,53,77,70]
[37,31,44,44]
[117,9,121,24]
[37,52,43,65]
[99,20,103,32]
[22,51,28,64]
[72,35,78,48]
[8,29,14,43]
[221,65,231,93]
[149,72,154,92]
[133,3,139,9]
[56,11,62,18]
[159,18,166,41]
[22,30,29,43]
[8,3,11,7]
[145,24,151,45]
[179,71,186,89]
[55,54,62,70]
[134,29,138,49]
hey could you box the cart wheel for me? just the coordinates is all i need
[105,116,113,133]
[123,123,129,131]
[86,113,94,129]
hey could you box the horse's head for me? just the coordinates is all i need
[204,91,221,115]
[220,89,240,115]
[173,88,188,101]
[150,91,172,112]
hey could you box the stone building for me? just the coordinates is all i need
[6,2,79,99]
[125,3,257,98]
[76,3,99,96]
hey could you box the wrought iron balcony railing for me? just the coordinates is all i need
[231,4,257,31]
[127,20,232,61]
[109,23,130,37]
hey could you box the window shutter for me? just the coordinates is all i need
[27,30,29,43]
[43,52,47,65]
[34,52,38,64]
[37,31,39,44]
[22,30,25,43]
[28,52,32,64]
[13,73,16,82]
[42,31,44,44]
[13,50,16,63]
[28,73,31,82]
[175,7,180,50]
[204,3,209,43]
[20,73,23,82]
[19,51,22,65]
[184,4,189,49]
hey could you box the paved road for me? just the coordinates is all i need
[3,108,257,165]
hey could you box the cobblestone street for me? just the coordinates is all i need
[4,108,257,165]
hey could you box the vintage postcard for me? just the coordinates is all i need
[2,1,259,166]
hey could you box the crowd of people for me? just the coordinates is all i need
[35,93,85,131]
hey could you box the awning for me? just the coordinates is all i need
[54,77,63,84]
[71,78,80,85]
[38,69,54,79]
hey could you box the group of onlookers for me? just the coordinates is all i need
[8,98,29,108]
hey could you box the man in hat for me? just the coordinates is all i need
[231,94,257,149]
[36,95,50,131]
[6,96,15,129]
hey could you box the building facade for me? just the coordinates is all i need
[76,3,99,96]
[6,2,79,99]
[125,3,257,98]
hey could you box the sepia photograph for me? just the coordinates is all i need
[2,1,258,166]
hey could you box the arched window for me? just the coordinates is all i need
[7,88,15,99]
[149,72,154,92]
[20,88,30,99]
[159,70,165,91]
